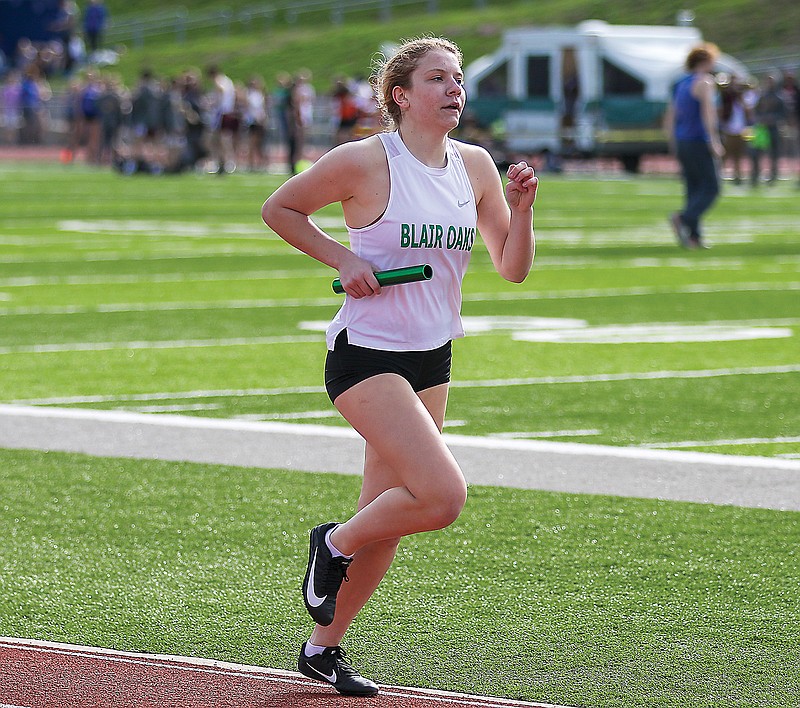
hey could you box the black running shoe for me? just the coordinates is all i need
[670,212,690,248]
[302,522,351,626]
[298,643,378,696]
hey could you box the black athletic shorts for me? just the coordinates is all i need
[324,329,452,404]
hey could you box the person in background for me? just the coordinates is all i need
[664,43,724,250]
[205,64,238,174]
[292,69,315,165]
[14,38,39,74]
[130,69,162,166]
[1,70,22,145]
[180,69,208,171]
[79,69,103,163]
[751,74,787,185]
[49,0,80,74]
[97,75,125,165]
[243,76,269,171]
[779,70,799,163]
[718,74,751,185]
[19,64,51,144]
[331,78,360,145]
[274,71,299,174]
[83,0,108,55]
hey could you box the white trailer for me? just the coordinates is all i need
[464,20,749,171]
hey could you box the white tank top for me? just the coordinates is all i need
[326,131,477,351]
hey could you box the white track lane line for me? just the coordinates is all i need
[1,404,798,471]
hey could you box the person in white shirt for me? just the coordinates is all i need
[262,36,537,697]
[292,69,315,164]
[243,76,269,171]
[719,75,752,185]
[205,64,238,173]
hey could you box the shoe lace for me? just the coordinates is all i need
[322,556,351,593]
[329,646,358,677]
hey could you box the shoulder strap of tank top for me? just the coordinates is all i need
[377,131,402,160]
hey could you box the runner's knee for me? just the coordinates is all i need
[424,482,467,530]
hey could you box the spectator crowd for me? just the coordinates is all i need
[718,69,800,185]
[0,3,798,182]
[0,0,383,174]
[1,52,381,174]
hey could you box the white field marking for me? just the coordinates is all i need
[232,411,341,421]
[513,323,793,344]
[491,429,602,439]
[0,297,341,316]
[463,316,589,332]
[120,403,223,413]
[542,212,799,231]
[520,228,749,246]
[10,364,800,406]
[5,244,797,271]
[304,317,794,345]
[639,436,800,449]
[298,317,590,333]
[56,220,267,237]
[1,282,798,317]
[8,324,791,357]
[501,316,799,329]
[0,234,273,248]
[541,255,747,269]
[0,704,31,708]
[56,216,346,234]
[2,405,799,472]
[451,363,800,389]
[0,268,327,287]
[0,638,572,708]
[463,281,800,304]
[11,386,327,405]
[242,410,340,421]
[0,334,323,355]
[0,247,295,264]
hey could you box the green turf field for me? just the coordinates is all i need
[1,162,799,706]
[1,163,798,457]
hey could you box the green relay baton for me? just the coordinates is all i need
[332,264,433,294]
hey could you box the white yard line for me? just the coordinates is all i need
[2,285,800,318]
[2,404,798,472]
[451,363,800,389]
[10,364,800,405]
[491,429,602,439]
[0,335,323,354]
[465,282,800,303]
[0,297,341,316]
[639,435,800,449]
[0,269,326,287]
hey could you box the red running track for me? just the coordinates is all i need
[0,638,572,708]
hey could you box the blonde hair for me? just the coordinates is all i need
[686,43,720,71]
[372,36,463,130]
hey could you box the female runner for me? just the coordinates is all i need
[262,36,538,696]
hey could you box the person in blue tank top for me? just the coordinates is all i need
[262,36,537,696]
[664,43,724,249]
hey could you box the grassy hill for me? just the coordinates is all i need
[97,0,800,88]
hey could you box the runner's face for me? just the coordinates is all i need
[401,49,465,129]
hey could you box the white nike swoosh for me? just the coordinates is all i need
[307,663,337,683]
[305,548,327,608]
[458,200,470,207]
